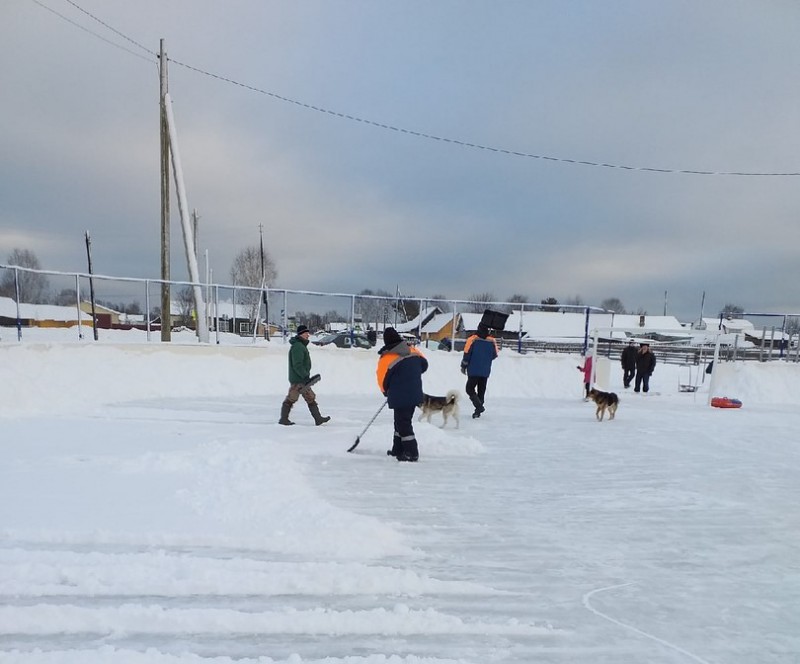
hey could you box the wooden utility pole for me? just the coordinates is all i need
[159,39,171,341]
[84,230,98,340]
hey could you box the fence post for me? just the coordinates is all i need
[14,267,21,341]
[74,274,83,341]
[145,280,151,342]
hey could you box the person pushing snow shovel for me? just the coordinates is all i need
[376,327,428,462]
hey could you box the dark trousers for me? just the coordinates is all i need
[391,405,418,461]
[465,376,488,404]
[623,367,635,388]
[634,371,650,393]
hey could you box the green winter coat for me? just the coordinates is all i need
[288,335,312,384]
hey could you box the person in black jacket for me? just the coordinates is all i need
[620,340,638,389]
[376,327,429,462]
[634,342,657,393]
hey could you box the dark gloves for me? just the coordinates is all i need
[460,365,467,375]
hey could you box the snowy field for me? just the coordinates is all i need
[1,329,799,663]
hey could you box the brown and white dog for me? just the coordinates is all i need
[418,389,460,428]
[588,388,619,421]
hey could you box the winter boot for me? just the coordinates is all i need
[387,431,402,457]
[279,400,295,426]
[469,394,484,419]
[308,401,331,426]
[397,435,419,462]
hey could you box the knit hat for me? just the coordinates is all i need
[296,324,310,336]
[383,327,402,346]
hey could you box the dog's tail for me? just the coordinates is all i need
[445,389,460,404]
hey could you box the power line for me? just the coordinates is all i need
[61,0,155,57]
[170,58,800,177]
[29,0,155,63]
[36,0,800,177]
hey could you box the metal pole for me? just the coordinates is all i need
[450,302,458,352]
[74,274,82,340]
[159,38,171,342]
[214,284,220,344]
[14,268,21,341]
[145,279,151,342]
[707,334,722,406]
[582,307,590,355]
[283,290,288,342]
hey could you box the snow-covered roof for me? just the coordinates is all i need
[420,312,457,335]
[692,317,755,333]
[0,296,91,322]
[394,307,442,334]
[462,310,685,340]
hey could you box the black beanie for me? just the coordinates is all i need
[383,327,402,345]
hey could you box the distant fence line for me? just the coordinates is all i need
[0,263,602,342]
[2,264,799,364]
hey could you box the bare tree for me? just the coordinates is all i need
[356,289,393,329]
[230,245,278,320]
[601,297,626,314]
[176,286,195,327]
[294,311,326,332]
[466,292,495,313]
[54,288,78,306]
[540,296,559,312]
[720,303,744,319]
[0,248,49,302]
[427,293,451,313]
[563,295,585,308]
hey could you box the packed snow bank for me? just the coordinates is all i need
[2,340,800,416]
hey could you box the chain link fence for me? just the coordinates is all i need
[2,263,798,364]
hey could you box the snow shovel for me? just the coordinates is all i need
[348,399,388,453]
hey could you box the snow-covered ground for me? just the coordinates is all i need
[1,329,799,663]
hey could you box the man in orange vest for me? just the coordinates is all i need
[461,323,499,418]
[376,327,428,462]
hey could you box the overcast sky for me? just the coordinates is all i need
[2,0,799,321]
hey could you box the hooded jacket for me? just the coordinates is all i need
[376,341,428,408]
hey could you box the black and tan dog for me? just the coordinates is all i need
[588,388,619,421]
[418,389,460,428]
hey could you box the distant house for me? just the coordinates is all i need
[458,310,689,344]
[395,307,445,339]
[419,312,460,343]
[79,301,122,329]
[0,296,91,329]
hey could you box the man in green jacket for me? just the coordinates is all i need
[279,325,330,426]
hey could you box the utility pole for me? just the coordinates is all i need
[192,208,199,259]
[84,230,98,341]
[259,223,270,340]
[159,39,171,342]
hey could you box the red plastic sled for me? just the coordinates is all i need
[711,397,742,409]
